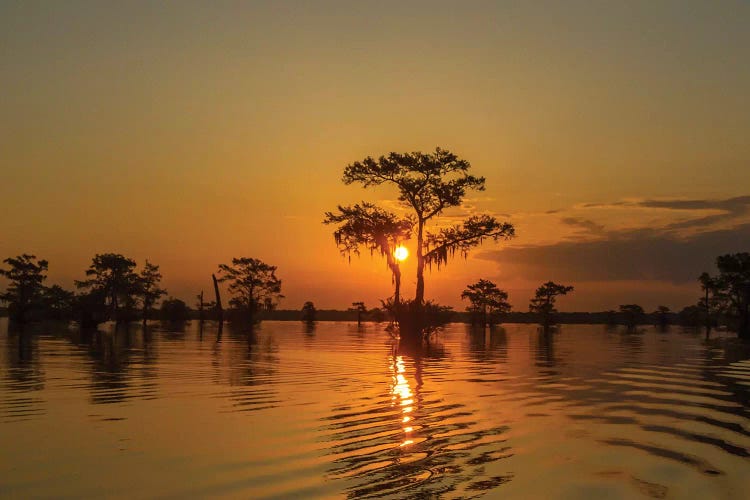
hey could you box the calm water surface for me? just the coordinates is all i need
[2,319,750,498]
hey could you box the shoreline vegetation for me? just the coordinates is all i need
[2,148,749,339]
[0,306,738,330]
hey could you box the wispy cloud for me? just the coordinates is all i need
[479,195,750,284]
[560,217,606,237]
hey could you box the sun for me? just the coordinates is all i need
[394,245,409,262]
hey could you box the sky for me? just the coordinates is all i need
[1,1,749,312]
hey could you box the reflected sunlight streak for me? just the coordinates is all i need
[391,355,416,447]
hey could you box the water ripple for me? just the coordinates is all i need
[1,320,749,498]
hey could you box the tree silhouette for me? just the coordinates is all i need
[350,301,367,325]
[324,202,412,305]
[529,281,574,328]
[715,253,750,338]
[217,257,283,321]
[195,291,216,322]
[76,253,139,323]
[461,279,511,327]
[698,272,725,336]
[160,297,190,322]
[0,254,48,323]
[341,148,515,305]
[619,304,645,330]
[42,285,75,320]
[654,305,671,329]
[301,301,317,323]
[137,260,166,323]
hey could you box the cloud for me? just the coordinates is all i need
[479,202,750,284]
[576,196,750,224]
[639,195,750,211]
[560,217,606,236]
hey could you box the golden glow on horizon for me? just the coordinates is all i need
[394,246,409,262]
[2,2,747,312]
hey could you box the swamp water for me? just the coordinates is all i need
[1,319,749,498]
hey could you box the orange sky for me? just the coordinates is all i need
[1,1,749,311]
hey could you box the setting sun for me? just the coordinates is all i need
[394,246,409,262]
[2,2,749,498]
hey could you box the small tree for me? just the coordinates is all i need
[160,297,190,322]
[324,203,412,305]
[461,279,511,327]
[619,304,645,330]
[137,260,166,323]
[0,254,49,323]
[529,281,574,328]
[301,301,317,323]
[76,253,139,322]
[341,148,515,305]
[653,305,671,329]
[195,291,216,321]
[350,301,367,325]
[217,257,283,321]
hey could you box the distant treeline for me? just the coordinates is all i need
[255,308,694,327]
[1,250,748,338]
[0,304,692,327]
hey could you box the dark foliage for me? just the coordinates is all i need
[76,253,139,322]
[324,203,412,305]
[340,147,515,304]
[0,254,49,323]
[160,297,191,322]
[301,301,317,323]
[461,279,511,327]
[217,257,283,323]
[529,281,574,327]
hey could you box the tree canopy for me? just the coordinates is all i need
[301,301,317,323]
[137,260,167,322]
[217,257,283,318]
[76,253,139,322]
[529,281,574,327]
[461,279,511,326]
[160,297,190,322]
[324,202,412,304]
[708,253,750,338]
[619,304,645,328]
[338,147,515,305]
[349,301,367,324]
[0,254,49,322]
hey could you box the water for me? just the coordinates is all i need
[1,319,749,498]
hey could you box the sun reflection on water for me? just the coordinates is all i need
[391,355,416,447]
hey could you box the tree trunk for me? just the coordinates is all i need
[111,291,118,323]
[198,290,204,322]
[704,288,711,337]
[415,219,425,304]
[212,274,223,323]
[394,264,401,306]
